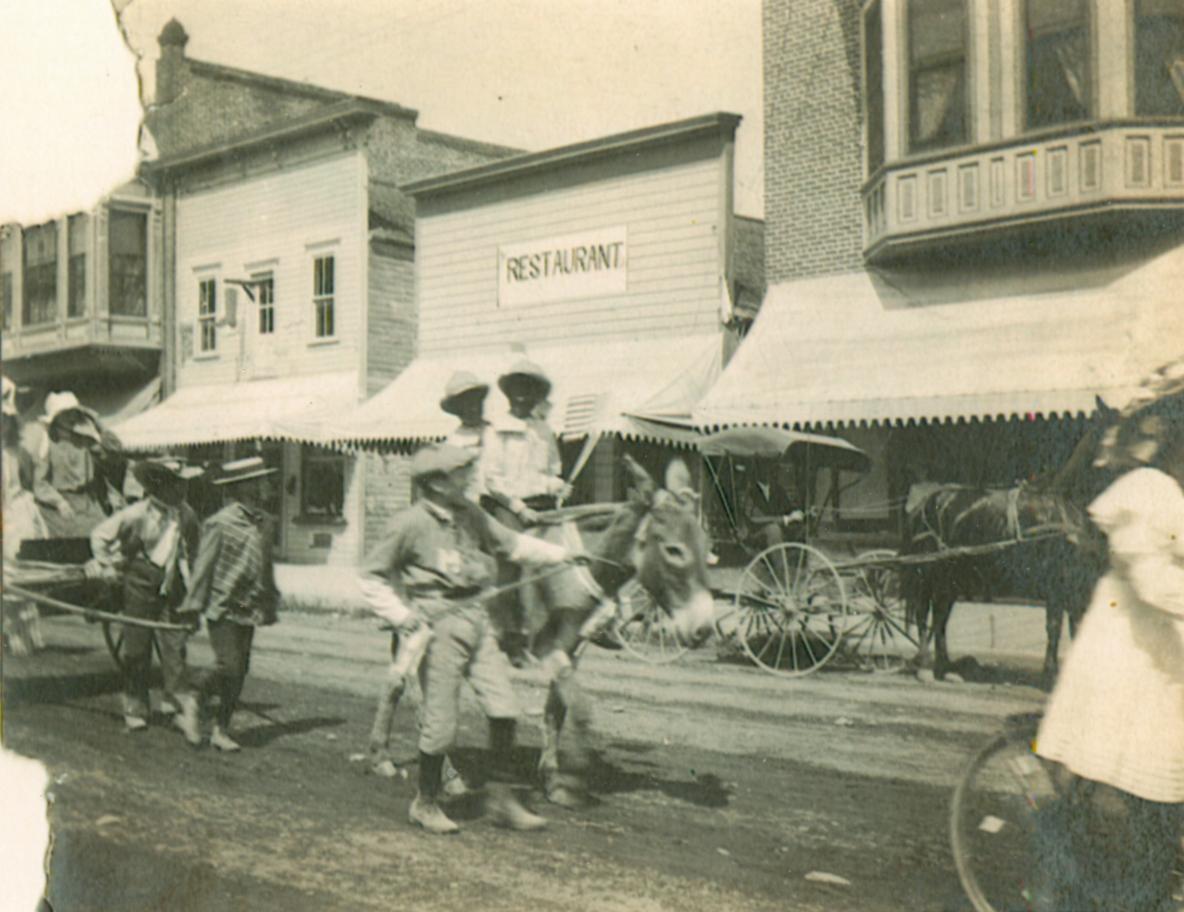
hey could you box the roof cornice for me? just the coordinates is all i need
[141,101,383,174]
[402,111,742,197]
[185,57,418,121]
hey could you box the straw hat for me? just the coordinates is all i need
[410,444,478,481]
[213,456,276,486]
[497,359,551,399]
[439,371,489,415]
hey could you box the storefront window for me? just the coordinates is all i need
[907,0,969,153]
[1134,0,1184,117]
[22,222,57,326]
[301,446,345,518]
[864,0,886,172]
[1024,0,1091,130]
[108,209,147,317]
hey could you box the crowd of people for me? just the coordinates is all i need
[5,359,1183,883]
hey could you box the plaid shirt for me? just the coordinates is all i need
[183,502,279,626]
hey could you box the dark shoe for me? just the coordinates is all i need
[589,630,623,651]
[409,794,459,834]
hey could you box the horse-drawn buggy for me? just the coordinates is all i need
[613,420,1102,684]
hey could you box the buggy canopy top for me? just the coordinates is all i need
[698,427,870,474]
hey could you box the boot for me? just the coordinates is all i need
[486,783,547,831]
[172,694,203,747]
[123,715,148,732]
[408,792,459,835]
[210,725,241,752]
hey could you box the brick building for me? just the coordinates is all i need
[697,0,1184,530]
[114,20,516,564]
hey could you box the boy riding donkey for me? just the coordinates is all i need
[358,443,590,834]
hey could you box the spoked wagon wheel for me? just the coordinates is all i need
[950,715,1061,912]
[732,543,847,677]
[613,578,689,664]
[845,549,917,673]
[102,620,163,672]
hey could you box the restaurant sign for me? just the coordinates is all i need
[497,225,627,307]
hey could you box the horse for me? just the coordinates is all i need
[520,454,714,806]
[900,411,1116,688]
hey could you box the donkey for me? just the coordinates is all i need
[900,410,1116,688]
[524,454,714,806]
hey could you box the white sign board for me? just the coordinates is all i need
[497,226,627,307]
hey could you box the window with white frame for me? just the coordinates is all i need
[1024,0,1091,130]
[22,222,57,326]
[198,277,217,353]
[108,209,148,317]
[906,0,969,153]
[312,254,335,339]
[1134,0,1184,117]
[254,271,275,334]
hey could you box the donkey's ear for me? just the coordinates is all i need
[1095,395,1117,419]
[664,458,692,497]
[622,454,656,504]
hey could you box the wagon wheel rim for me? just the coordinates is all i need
[613,580,688,665]
[846,549,917,673]
[102,620,129,671]
[734,543,847,677]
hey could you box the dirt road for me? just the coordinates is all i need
[3,611,1046,912]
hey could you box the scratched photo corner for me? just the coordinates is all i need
[3,1,1183,911]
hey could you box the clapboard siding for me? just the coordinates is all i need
[415,145,727,353]
[174,153,366,389]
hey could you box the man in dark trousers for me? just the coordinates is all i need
[89,458,202,739]
[358,443,585,834]
[183,456,280,752]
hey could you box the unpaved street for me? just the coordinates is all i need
[3,610,1047,912]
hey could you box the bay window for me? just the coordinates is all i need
[907,0,969,153]
[1024,0,1091,130]
[22,222,57,326]
[1135,0,1184,117]
[109,209,147,317]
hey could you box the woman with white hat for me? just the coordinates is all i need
[32,391,123,538]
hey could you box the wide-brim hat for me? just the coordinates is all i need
[440,371,489,414]
[411,443,478,482]
[497,359,551,398]
[132,459,189,494]
[213,456,277,486]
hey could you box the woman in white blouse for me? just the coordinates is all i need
[1036,410,1184,911]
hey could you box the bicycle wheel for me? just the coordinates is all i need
[950,717,1061,912]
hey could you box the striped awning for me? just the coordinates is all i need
[304,333,723,447]
[694,244,1184,429]
[113,371,360,450]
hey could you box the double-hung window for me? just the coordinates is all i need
[313,254,335,339]
[108,210,148,317]
[1024,0,1091,130]
[67,214,88,318]
[198,278,217,353]
[1134,0,1184,117]
[907,0,969,153]
[22,222,57,326]
[864,0,886,173]
[254,272,275,334]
